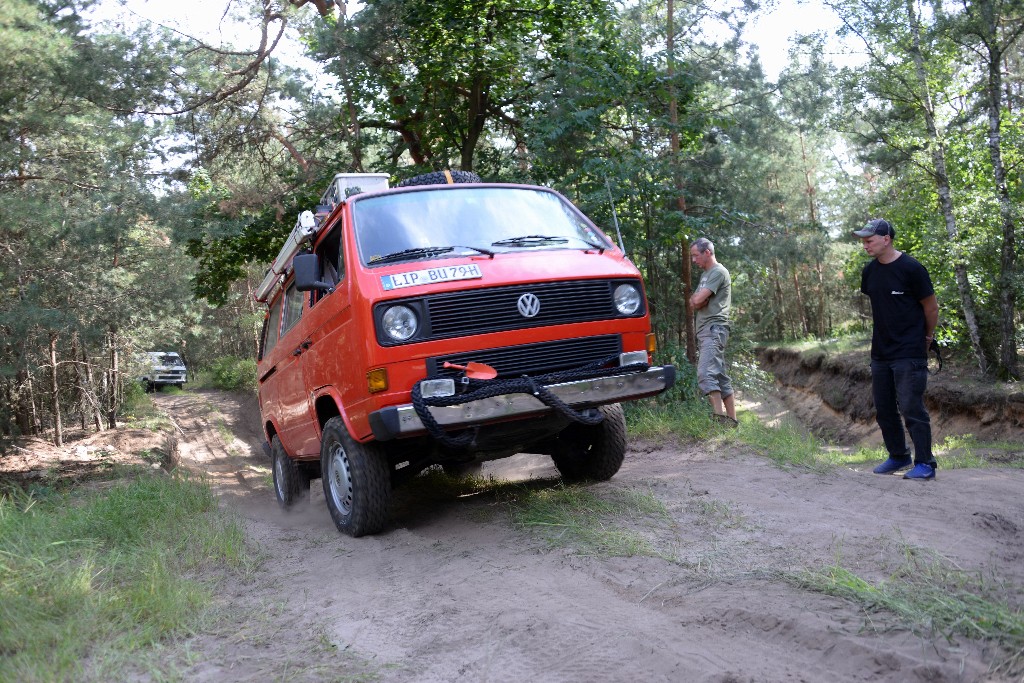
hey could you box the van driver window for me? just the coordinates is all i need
[313,226,343,305]
[281,283,304,334]
[261,297,283,357]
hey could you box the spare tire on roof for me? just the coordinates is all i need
[396,170,481,187]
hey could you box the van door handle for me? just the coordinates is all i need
[293,339,312,356]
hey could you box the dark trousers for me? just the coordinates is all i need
[870,358,935,466]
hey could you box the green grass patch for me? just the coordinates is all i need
[402,470,675,559]
[628,399,839,472]
[739,414,834,471]
[793,545,1024,677]
[772,337,870,354]
[687,497,745,529]
[630,395,1022,475]
[119,388,172,432]
[934,434,1024,470]
[0,473,254,681]
[810,437,1024,472]
[626,399,717,441]
[507,484,673,558]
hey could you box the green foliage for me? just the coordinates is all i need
[3,0,1019,445]
[830,0,1023,374]
[120,380,150,417]
[0,473,252,681]
[508,484,673,558]
[208,356,257,392]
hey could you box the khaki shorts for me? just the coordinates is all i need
[696,324,733,397]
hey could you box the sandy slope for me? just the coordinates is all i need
[155,390,1023,683]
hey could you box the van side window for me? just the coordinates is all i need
[312,226,343,306]
[260,297,283,358]
[281,283,304,334]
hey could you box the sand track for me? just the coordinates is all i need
[155,390,1023,682]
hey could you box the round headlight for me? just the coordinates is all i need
[382,305,418,341]
[613,284,642,315]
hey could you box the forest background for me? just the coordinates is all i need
[1,0,1021,445]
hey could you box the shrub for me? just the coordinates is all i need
[208,356,257,392]
[119,379,155,419]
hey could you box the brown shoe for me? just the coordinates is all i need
[712,413,739,428]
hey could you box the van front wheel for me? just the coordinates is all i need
[321,417,391,537]
[551,403,627,482]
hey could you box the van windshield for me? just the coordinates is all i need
[351,187,612,267]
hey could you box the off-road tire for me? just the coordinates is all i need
[551,403,627,482]
[272,435,311,508]
[320,417,391,537]
[396,170,481,187]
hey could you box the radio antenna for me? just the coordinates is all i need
[605,177,626,255]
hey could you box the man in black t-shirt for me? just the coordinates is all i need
[854,218,939,480]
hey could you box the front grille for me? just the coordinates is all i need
[427,335,622,379]
[427,280,633,338]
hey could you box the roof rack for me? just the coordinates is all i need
[254,211,316,302]
[253,173,391,303]
[318,173,390,217]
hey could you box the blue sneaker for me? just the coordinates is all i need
[904,463,936,480]
[873,457,912,474]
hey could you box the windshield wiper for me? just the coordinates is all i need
[370,246,454,264]
[453,244,496,258]
[369,244,495,265]
[490,235,570,247]
[491,234,606,251]
[570,236,606,252]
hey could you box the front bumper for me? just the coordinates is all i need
[369,365,675,441]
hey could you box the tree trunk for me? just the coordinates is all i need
[906,0,988,372]
[106,326,118,429]
[772,259,786,339]
[815,258,827,338]
[72,332,86,430]
[792,268,809,336]
[49,332,63,447]
[83,342,103,431]
[980,31,1020,378]
[15,369,32,435]
[460,78,489,171]
[667,0,696,362]
[799,132,817,224]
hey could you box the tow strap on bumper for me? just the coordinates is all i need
[368,360,675,446]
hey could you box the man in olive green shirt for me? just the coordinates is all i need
[689,238,735,424]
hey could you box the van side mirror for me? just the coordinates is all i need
[293,253,334,293]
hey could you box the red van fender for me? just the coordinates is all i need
[262,416,282,454]
[310,386,359,442]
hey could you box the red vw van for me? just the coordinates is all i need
[256,171,675,536]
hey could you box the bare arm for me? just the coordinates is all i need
[690,287,712,310]
[921,294,938,340]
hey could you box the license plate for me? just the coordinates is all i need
[381,264,483,290]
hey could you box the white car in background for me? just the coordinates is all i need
[140,351,188,391]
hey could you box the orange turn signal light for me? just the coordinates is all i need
[367,368,388,393]
[646,333,657,354]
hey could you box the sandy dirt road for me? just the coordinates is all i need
[155,390,1023,683]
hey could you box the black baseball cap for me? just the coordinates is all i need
[853,218,895,238]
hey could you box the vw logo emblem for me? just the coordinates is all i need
[517,292,541,318]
